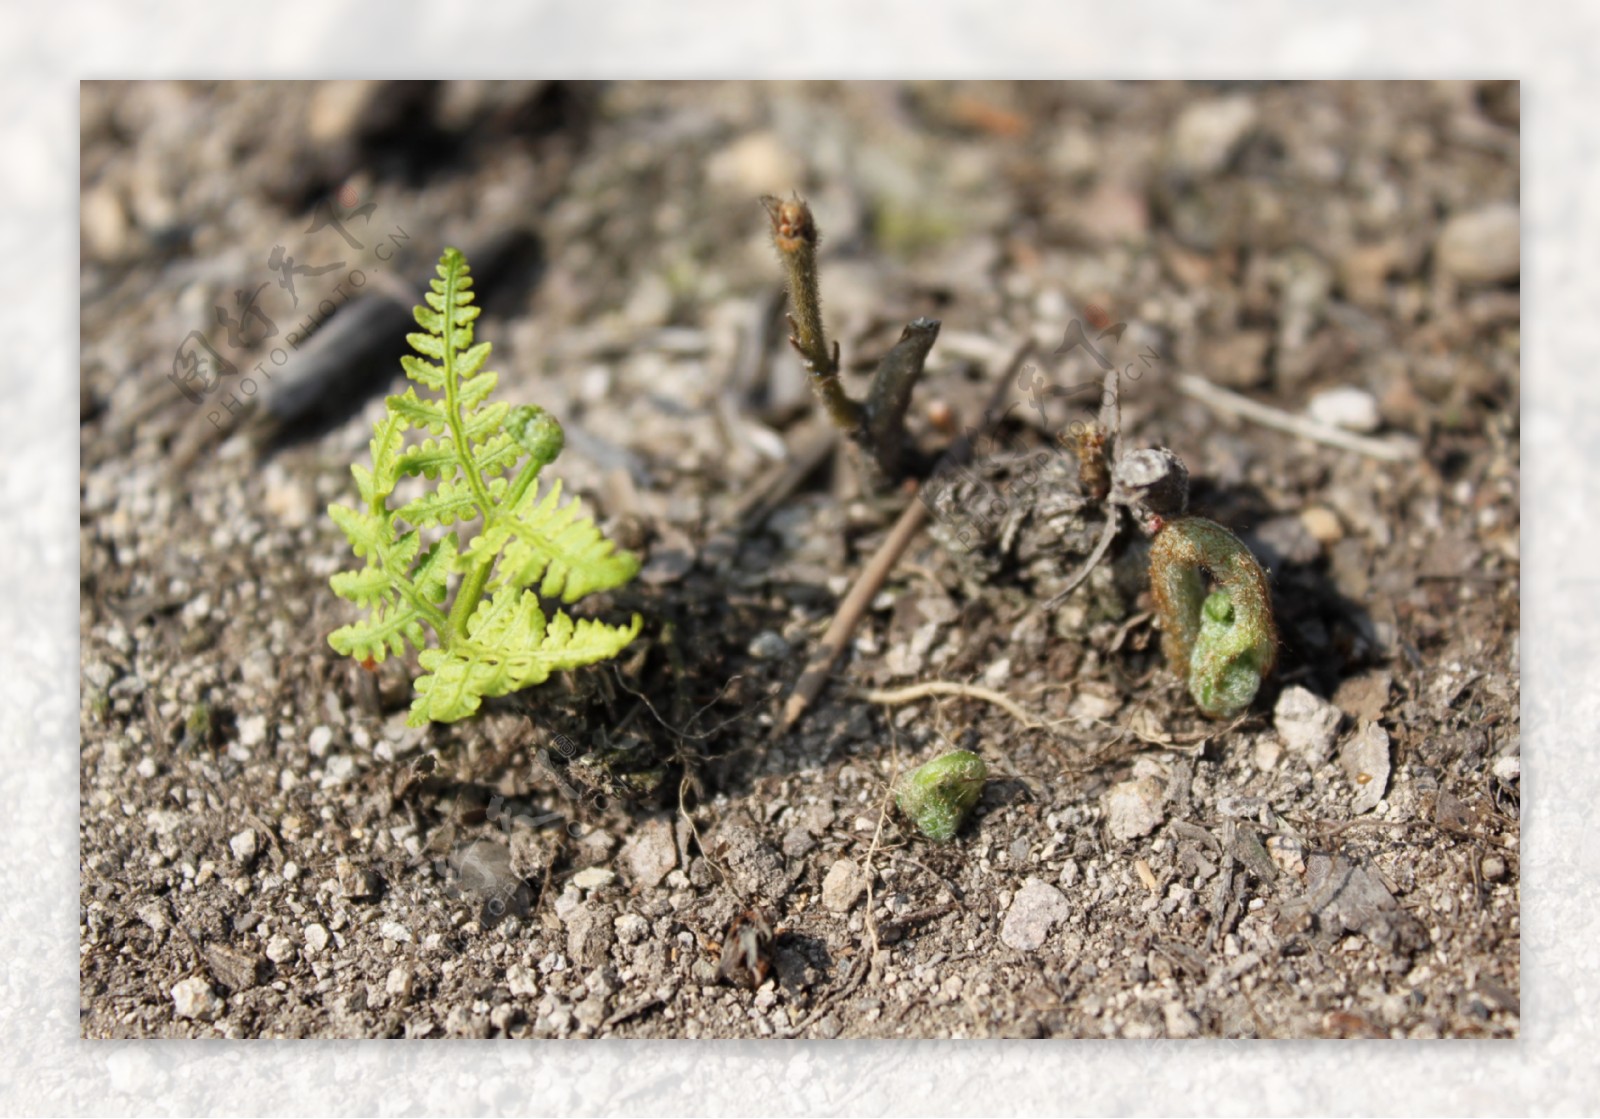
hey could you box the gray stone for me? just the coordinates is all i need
[1307,387,1381,434]
[1170,95,1258,175]
[506,963,539,998]
[565,904,616,967]
[613,913,650,946]
[1436,202,1519,284]
[822,859,869,913]
[1103,778,1165,841]
[303,923,330,955]
[1341,721,1392,814]
[1000,877,1071,951]
[570,866,617,891]
[747,631,792,660]
[713,826,789,903]
[622,818,678,889]
[1274,686,1343,762]
[385,966,414,1004]
[781,826,816,859]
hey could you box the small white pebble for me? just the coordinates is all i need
[228,829,259,865]
[570,866,617,891]
[237,714,268,749]
[171,976,224,1021]
[1307,387,1381,434]
[306,725,334,758]
[303,923,330,954]
[265,935,296,964]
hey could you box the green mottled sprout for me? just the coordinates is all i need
[895,750,988,842]
[1149,517,1277,719]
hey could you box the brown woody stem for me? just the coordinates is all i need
[761,195,861,434]
[865,316,941,484]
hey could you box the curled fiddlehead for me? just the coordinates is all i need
[1148,516,1277,719]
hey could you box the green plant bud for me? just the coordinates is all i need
[895,750,988,842]
[507,404,565,466]
[1149,517,1277,719]
[1191,590,1270,719]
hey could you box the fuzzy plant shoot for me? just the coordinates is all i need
[327,247,641,726]
[895,750,988,842]
[1148,516,1277,719]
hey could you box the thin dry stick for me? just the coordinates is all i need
[776,495,929,737]
[774,338,1036,737]
[1042,360,1124,611]
[860,681,1048,732]
[1174,373,1420,462]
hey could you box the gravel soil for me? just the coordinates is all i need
[79,80,1520,1039]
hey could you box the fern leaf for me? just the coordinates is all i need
[327,246,641,724]
[496,480,641,602]
[409,588,642,725]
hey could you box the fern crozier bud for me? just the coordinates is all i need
[1149,517,1277,719]
[895,750,988,842]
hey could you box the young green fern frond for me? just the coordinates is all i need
[1148,516,1277,720]
[327,247,641,726]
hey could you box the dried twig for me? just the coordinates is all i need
[1174,372,1420,462]
[774,339,1035,737]
[761,195,858,431]
[859,681,1049,733]
[776,495,929,737]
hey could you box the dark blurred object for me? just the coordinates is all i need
[246,226,542,451]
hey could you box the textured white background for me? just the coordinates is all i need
[5,2,1588,1114]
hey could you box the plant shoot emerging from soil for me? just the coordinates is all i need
[895,750,988,842]
[1148,516,1277,719]
[327,247,640,726]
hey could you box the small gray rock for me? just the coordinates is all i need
[303,923,330,955]
[713,826,789,903]
[1436,202,1519,284]
[565,904,615,967]
[1000,877,1071,951]
[781,826,816,859]
[622,818,678,889]
[570,866,617,891]
[821,859,869,913]
[1341,721,1392,815]
[747,631,792,660]
[171,976,224,1022]
[613,913,650,946]
[1169,95,1258,175]
[506,963,539,998]
[265,935,296,964]
[385,966,415,1004]
[1103,778,1165,841]
[1274,686,1342,762]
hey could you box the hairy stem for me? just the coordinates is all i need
[761,195,860,432]
[1148,516,1277,719]
[763,195,943,491]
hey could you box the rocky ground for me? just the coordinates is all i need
[79,80,1519,1038]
